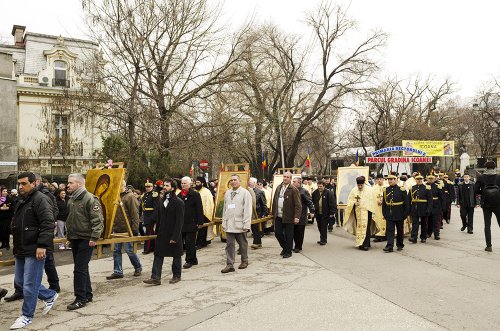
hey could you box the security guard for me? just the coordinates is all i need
[140,181,158,254]
[409,175,433,243]
[382,174,409,252]
[426,175,445,240]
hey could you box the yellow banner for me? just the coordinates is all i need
[402,140,455,157]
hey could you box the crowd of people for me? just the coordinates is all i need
[0,161,499,329]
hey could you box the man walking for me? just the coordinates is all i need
[426,175,445,240]
[9,172,58,329]
[409,175,432,243]
[140,181,158,254]
[312,180,335,245]
[107,180,142,280]
[144,179,185,285]
[456,172,477,234]
[272,172,302,258]
[66,173,104,310]
[292,177,315,252]
[221,175,252,273]
[248,177,267,250]
[474,161,500,252]
[382,174,409,252]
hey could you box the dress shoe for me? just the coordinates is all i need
[383,247,393,253]
[67,300,86,310]
[319,242,326,246]
[467,231,473,234]
[86,298,93,303]
[238,261,248,269]
[328,228,333,232]
[183,263,193,269]
[251,244,262,250]
[133,268,142,277]
[397,247,403,251]
[106,273,124,280]
[280,250,285,256]
[421,239,426,243]
[221,266,235,273]
[282,253,292,258]
[485,246,492,252]
[169,277,181,284]
[408,238,417,244]
[143,278,161,285]
[434,236,440,240]
[358,246,369,251]
[445,219,450,224]
[4,292,23,302]
[0,288,7,300]
[293,248,301,253]
[460,226,466,231]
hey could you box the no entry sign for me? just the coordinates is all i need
[199,159,209,170]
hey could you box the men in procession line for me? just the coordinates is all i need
[179,177,204,269]
[144,179,185,285]
[382,174,409,252]
[372,174,387,242]
[293,177,315,252]
[248,177,268,250]
[440,173,456,224]
[9,172,58,329]
[456,172,477,234]
[221,174,252,273]
[272,172,302,258]
[65,173,104,310]
[426,174,446,240]
[343,176,377,251]
[409,175,433,243]
[474,161,500,252]
[107,180,142,280]
[140,181,158,254]
[194,176,214,249]
[312,180,335,245]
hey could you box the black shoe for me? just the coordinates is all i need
[319,242,326,246]
[143,278,161,285]
[408,238,417,244]
[328,228,333,232]
[67,300,86,310]
[383,247,393,253]
[485,246,492,252]
[460,226,466,231]
[421,239,426,243]
[358,246,369,251]
[133,269,142,277]
[4,292,23,302]
[86,298,93,303]
[440,226,443,229]
[293,248,300,253]
[397,247,403,251]
[282,253,292,258]
[183,263,193,269]
[467,231,473,234]
[0,288,7,300]
[106,273,124,280]
[435,236,440,240]
[445,219,450,224]
[280,250,285,256]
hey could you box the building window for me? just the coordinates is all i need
[54,115,68,154]
[53,60,69,87]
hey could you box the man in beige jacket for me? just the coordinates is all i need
[221,174,252,273]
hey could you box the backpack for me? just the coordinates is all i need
[483,183,500,208]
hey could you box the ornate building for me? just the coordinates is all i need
[0,25,103,180]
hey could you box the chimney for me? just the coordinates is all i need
[11,25,26,47]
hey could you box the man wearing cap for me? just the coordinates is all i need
[343,176,378,251]
[382,174,409,252]
[456,172,477,234]
[372,174,387,242]
[140,180,158,254]
[195,176,214,249]
[426,175,446,240]
[441,174,456,224]
[409,175,433,243]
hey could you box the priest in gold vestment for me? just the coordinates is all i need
[195,177,215,247]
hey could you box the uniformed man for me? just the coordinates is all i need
[140,181,158,254]
[426,175,445,240]
[382,174,409,252]
[441,174,456,224]
[409,174,433,243]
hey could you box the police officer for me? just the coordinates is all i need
[409,174,433,243]
[140,181,158,254]
[382,174,409,252]
[426,175,446,240]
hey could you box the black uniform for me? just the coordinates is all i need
[457,181,477,232]
[442,180,455,223]
[409,184,433,242]
[428,183,446,239]
[382,185,409,250]
[140,190,159,253]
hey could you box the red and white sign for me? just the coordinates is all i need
[199,159,209,170]
[366,156,432,163]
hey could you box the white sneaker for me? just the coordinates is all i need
[10,316,32,329]
[42,292,59,315]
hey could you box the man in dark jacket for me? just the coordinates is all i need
[456,172,477,234]
[409,175,432,243]
[382,174,410,252]
[144,179,184,285]
[140,181,158,254]
[178,176,204,269]
[292,177,315,252]
[107,180,142,280]
[9,172,58,330]
[249,177,268,249]
[474,161,500,252]
[312,180,336,245]
[427,175,446,240]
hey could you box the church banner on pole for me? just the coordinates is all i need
[402,140,455,157]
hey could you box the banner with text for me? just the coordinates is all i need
[402,140,454,157]
[366,156,433,163]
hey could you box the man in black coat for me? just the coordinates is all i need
[178,176,204,268]
[249,177,267,249]
[312,180,336,245]
[456,172,477,234]
[409,175,432,243]
[382,174,410,252]
[144,179,184,285]
[292,177,315,252]
[140,181,158,254]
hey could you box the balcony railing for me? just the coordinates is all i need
[52,78,70,88]
[39,139,83,156]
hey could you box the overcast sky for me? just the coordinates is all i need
[1,0,499,99]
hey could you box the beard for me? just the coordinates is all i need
[195,184,203,190]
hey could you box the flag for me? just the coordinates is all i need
[261,151,267,170]
[355,150,359,166]
[305,147,311,168]
[189,162,194,176]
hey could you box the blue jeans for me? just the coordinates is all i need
[14,256,56,318]
[113,242,142,275]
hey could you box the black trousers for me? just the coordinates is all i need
[0,219,10,247]
[144,223,155,252]
[483,207,500,247]
[182,232,198,264]
[152,254,182,279]
[138,222,145,236]
[328,215,336,229]
[196,226,209,247]
[251,223,262,245]
[70,239,94,302]
[428,211,441,237]
[316,215,328,243]
[460,206,474,231]
[411,215,428,240]
[293,224,306,250]
[386,219,404,249]
[274,217,294,255]
[13,250,60,294]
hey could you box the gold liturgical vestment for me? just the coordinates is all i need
[197,187,215,240]
[372,184,386,237]
[343,185,379,247]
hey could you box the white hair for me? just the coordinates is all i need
[181,176,192,184]
[68,173,86,185]
[249,177,257,185]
